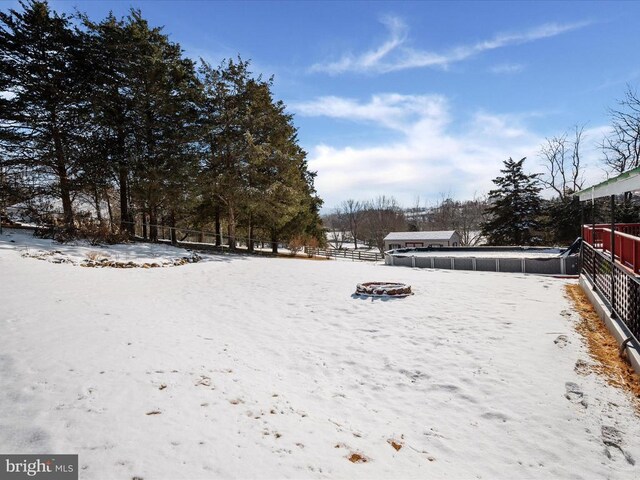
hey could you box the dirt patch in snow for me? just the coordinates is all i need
[565,284,640,411]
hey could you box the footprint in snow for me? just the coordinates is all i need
[481,411,508,423]
[574,359,591,375]
[564,382,588,408]
[554,335,569,348]
[602,425,635,465]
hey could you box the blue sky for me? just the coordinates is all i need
[11,0,640,209]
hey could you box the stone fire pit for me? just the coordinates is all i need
[355,282,412,297]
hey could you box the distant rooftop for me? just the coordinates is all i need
[384,230,457,241]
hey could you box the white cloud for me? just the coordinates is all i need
[310,18,590,75]
[295,94,608,208]
[296,94,540,207]
[292,93,447,131]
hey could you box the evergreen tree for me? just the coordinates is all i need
[121,11,202,241]
[82,12,137,234]
[241,79,322,252]
[481,157,542,245]
[0,0,93,229]
[1,2,323,245]
[199,58,322,251]
[540,196,581,245]
[199,58,252,250]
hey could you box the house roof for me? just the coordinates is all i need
[384,231,457,241]
[574,166,640,201]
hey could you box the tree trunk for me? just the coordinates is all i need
[106,191,114,233]
[51,125,74,229]
[215,205,221,247]
[169,210,177,246]
[118,162,131,235]
[271,229,278,254]
[227,204,236,250]
[93,186,103,224]
[149,207,158,242]
[248,215,254,252]
[142,213,148,240]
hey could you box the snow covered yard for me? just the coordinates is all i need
[0,230,638,479]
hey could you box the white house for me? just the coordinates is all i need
[384,230,460,250]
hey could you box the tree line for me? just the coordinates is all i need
[0,1,323,251]
[324,195,488,251]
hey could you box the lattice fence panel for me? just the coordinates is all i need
[581,242,640,343]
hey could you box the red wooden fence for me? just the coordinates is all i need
[582,224,640,274]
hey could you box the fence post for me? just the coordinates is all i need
[592,199,596,286]
[610,194,616,316]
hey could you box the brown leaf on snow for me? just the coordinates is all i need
[388,439,403,451]
[348,453,368,463]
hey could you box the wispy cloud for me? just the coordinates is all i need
[293,93,447,131]
[489,63,526,74]
[310,17,590,75]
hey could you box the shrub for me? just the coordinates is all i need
[287,235,307,256]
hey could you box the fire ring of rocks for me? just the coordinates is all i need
[355,282,412,297]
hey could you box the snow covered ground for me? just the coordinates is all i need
[1,229,639,479]
[0,228,201,266]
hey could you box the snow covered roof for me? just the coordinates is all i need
[575,166,640,201]
[384,230,457,241]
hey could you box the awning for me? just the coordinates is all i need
[575,166,640,201]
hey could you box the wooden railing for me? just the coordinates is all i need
[582,224,640,274]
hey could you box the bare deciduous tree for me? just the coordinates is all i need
[602,86,640,174]
[361,196,406,252]
[323,209,347,249]
[340,199,365,249]
[457,195,489,246]
[539,125,585,200]
[425,194,488,246]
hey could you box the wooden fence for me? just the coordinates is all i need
[582,224,640,274]
[304,247,383,262]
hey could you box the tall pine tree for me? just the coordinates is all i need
[481,157,542,246]
[0,0,93,229]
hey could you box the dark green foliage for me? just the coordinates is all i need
[481,157,542,246]
[0,0,93,228]
[0,1,322,246]
[199,58,322,251]
[540,197,581,245]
